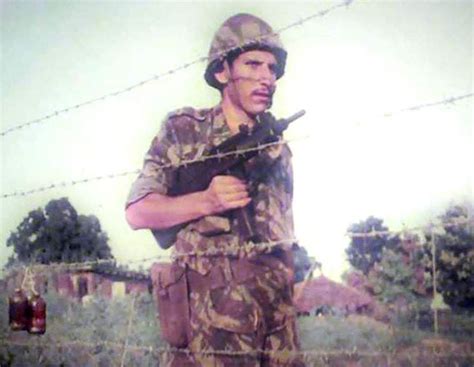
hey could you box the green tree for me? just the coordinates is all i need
[368,236,431,325]
[6,198,113,265]
[369,249,417,304]
[425,205,474,311]
[346,216,400,274]
[346,218,432,324]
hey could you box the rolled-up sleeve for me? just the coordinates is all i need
[126,119,180,208]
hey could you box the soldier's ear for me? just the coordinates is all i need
[214,61,231,85]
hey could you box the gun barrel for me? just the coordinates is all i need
[273,109,306,135]
[286,110,306,124]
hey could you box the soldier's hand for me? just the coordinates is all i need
[204,175,251,214]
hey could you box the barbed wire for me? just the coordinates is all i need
[382,92,473,118]
[3,215,472,277]
[353,92,473,127]
[0,138,298,199]
[2,238,297,277]
[172,237,298,259]
[346,216,473,239]
[1,169,140,199]
[2,221,472,360]
[2,338,472,360]
[4,258,119,275]
[3,89,473,200]
[0,0,353,138]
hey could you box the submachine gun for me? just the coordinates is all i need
[154,110,306,248]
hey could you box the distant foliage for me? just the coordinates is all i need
[369,249,418,304]
[292,244,314,282]
[6,197,113,265]
[346,205,474,318]
[346,216,400,274]
[369,243,433,326]
[346,218,431,323]
[424,205,474,311]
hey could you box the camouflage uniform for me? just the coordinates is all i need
[127,13,303,367]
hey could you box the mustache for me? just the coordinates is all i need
[228,76,276,96]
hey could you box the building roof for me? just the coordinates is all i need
[294,275,374,313]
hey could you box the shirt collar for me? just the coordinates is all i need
[209,103,232,147]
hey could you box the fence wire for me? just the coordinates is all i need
[346,216,473,239]
[2,91,472,200]
[3,238,297,276]
[2,217,471,278]
[1,138,293,199]
[0,0,353,138]
[2,338,472,360]
[381,92,473,117]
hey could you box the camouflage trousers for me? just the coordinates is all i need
[161,253,305,367]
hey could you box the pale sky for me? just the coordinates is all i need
[1,0,472,280]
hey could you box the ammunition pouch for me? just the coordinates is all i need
[150,262,190,348]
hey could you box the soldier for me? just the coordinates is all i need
[126,13,304,367]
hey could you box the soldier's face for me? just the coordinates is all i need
[220,50,278,116]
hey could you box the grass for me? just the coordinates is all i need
[1,292,473,366]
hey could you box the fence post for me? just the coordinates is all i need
[431,227,439,336]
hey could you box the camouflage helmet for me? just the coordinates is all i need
[204,13,287,89]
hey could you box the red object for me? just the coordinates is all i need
[9,289,29,331]
[294,276,374,313]
[27,292,46,335]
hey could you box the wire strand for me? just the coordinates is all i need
[346,217,473,239]
[2,338,472,360]
[2,90,472,200]
[383,92,473,117]
[3,216,471,276]
[1,1,353,138]
[1,138,300,199]
[3,238,297,276]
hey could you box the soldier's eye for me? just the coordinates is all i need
[269,64,277,74]
[246,60,261,68]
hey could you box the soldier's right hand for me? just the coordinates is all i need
[204,175,251,214]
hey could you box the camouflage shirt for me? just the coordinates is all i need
[127,104,295,274]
